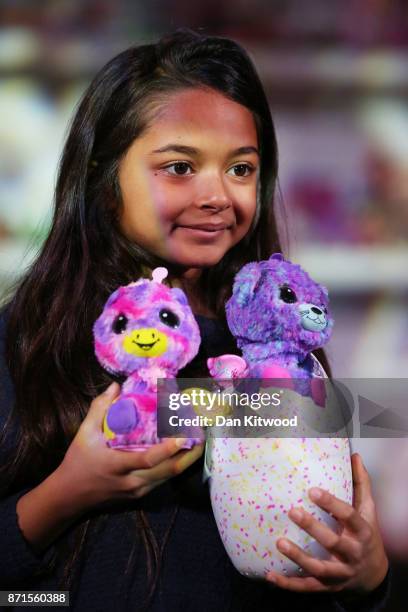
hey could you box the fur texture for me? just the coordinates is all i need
[93,267,201,449]
[209,253,333,402]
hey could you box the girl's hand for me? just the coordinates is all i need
[57,382,205,512]
[265,453,389,596]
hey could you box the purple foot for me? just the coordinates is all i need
[106,398,138,434]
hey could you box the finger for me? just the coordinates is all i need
[288,507,362,563]
[275,537,354,583]
[116,438,203,474]
[83,382,121,431]
[134,442,205,483]
[121,443,205,492]
[134,478,168,499]
[265,571,329,592]
[351,453,375,517]
[172,441,205,472]
[308,487,368,535]
[118,477,169,500]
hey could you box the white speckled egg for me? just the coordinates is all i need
[206,433,352,578]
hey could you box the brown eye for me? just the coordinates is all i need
[112,313,128,334]
[279,285,297,304]
[228,164,252,177]
[166,162,192,175]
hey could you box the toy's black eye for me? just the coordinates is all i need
[112,313,128,334]
[159,309,180,328]
[279,285,297,303]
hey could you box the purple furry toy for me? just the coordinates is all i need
[93,267,202,451]
[208,253,333,405]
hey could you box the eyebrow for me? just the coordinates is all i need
[150,144,259,156]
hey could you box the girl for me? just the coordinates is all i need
[0,29,390,611]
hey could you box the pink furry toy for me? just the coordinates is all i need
[93,267,202,451]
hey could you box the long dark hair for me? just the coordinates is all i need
[0,28,329,606]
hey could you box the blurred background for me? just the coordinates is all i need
[0,1,407,607]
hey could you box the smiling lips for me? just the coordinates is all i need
[175,222,231,237]
[133,339,158,351]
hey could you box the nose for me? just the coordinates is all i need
[311,306,323,315]
[194,175,232,211]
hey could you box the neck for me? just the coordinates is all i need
[171,268,217,318]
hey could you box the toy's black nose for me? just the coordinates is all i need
[311,306,323,315]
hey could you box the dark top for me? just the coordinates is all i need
[0,309,391,611]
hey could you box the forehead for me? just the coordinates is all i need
[144,87,258,148]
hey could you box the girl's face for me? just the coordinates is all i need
[118,87,259,269]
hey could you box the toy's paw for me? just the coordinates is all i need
[311,377,326,408]
[106,398,138,434]
[258,364,293,379]
[256,365,295,393]
[207,355,248,379]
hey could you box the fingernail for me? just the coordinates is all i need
[290,509,303,521]
[278,539,290,552]
[175,437,188,448]
[309,487,322,501]
[104,382,118,396]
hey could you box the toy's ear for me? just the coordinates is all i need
[232,263,265,306]
[171,288,189,306]
[269,252,284,262]
[105,287,122,309]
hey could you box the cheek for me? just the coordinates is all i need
[149,177,194,223]
[233,184,258,229]
[119,167,169,230]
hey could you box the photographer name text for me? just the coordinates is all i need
[168,414,298,427]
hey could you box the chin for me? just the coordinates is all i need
[175,255,224,268]
[166,242,230,268]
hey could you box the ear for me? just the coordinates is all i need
[232,263,265,307]
[269,252,284,262]
[105,287,122,309]
[171,287,189,306]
